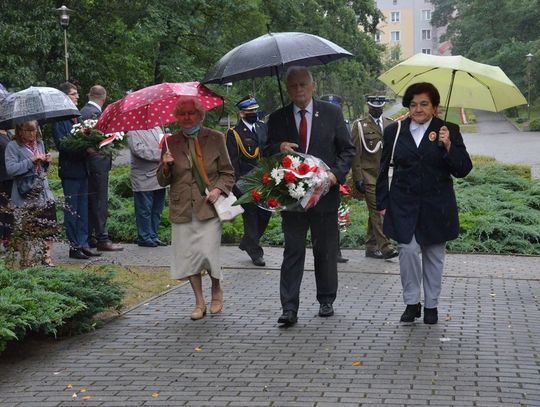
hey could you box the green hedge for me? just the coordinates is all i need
[0,263,124,353]
[48,155,540,255]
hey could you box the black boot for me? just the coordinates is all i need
[400,303,421,322]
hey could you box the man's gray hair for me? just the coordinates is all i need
[88,85,107,100]
[285,66,314,83]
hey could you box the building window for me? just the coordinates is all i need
[390,11,400,22]
[374,32,381,43]
[422,9,432,21]
[391,31,400,42]
[422,48,431,54]
[422,29,431,40]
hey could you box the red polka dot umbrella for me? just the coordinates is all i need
[95,82,223,134]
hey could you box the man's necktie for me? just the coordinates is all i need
[376,118,383,131]
[299,109,307,153]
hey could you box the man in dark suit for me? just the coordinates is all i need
[81,85,123,251]
[52,82,101,260]
[226,96,271,266]
[265,66,355,326]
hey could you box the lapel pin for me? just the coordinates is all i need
[315,111,319,118]
[428,131,438,142]
[363,122,368,127]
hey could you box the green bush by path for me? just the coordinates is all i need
[0,263,124,353]
[49,156,540,255]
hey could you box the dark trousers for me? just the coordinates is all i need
[0,180,13,241]
[62,178,89,249]
[280,210,339,312]
[133,189,166,243]
[239,202,271,259]
[87,155,111,244]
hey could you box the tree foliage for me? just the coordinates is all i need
[0,0,382,119]
[431,0,540,100]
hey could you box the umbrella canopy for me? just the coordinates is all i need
[378,53,527,112]
[0,86,80,129]
[95,82,223,134]
[0,83,8,100]
[203,31,353,84]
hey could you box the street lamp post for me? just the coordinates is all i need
[526,53,533,122]
[55,5,73,81]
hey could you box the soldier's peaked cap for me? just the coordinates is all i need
[320,94,343,106]
[366,96,386,108]
[236,95,259,111]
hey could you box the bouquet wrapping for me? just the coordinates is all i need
[234,152,331,211]
[60,119,125,157]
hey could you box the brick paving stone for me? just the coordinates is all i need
[1,250,539,406]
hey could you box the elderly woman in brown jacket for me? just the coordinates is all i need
[157,96,235,320]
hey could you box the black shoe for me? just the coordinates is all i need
[383,249,399,260]
[423,307,438,324]
[252,256,265,267]
[69,249,90,260]
[277,310,297,326]
[81,247,102,257]
[318,303,334,317]
[365,250,384,259]
[138,240,158,248]
[400,303,421,322]
[154,239,168,246]
[337,255,349,263]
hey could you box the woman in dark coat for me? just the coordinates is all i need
[376,82,472,324]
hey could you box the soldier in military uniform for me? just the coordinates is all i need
[226,96,271,266]
[320,94,350,263]
[351,96,398,260]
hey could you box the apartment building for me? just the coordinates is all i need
[374,0,451,60]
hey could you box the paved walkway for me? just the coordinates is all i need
[1,244,539,406]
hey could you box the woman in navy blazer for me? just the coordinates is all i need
[376,82,472,324]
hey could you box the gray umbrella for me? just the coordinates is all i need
[0,86,80,129]
[0,83,8,100]
[202,31,353,104]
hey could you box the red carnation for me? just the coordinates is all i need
[282,156,292,168]
[251,190,261,201]
[262,173,269,186]
[284,171,296,184]
[84,128,91,135]
[267,197,279,208]
[297,163,310,175]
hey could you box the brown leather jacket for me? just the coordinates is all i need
[157,127,235,224]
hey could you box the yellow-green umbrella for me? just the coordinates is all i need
[378,53,527,113]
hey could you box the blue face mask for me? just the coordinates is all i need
[182,124,201,138]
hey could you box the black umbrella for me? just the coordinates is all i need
[202,31,353,104]
[0,86,80,129]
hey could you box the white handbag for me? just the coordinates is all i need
[209,190,244,222]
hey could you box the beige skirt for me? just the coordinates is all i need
[171,217,222,280]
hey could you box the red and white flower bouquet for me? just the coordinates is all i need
[234,152,332,211]
[60,119,125,157]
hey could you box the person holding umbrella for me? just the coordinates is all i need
[5,120,56,266]
[226,96,271,267]
[157,96,235,321]
[265,66,355,326]
[376,82,473,324]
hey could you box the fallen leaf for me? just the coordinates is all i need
[194,346,202,352]
[439,337,451,342]
[351,360,362,366]
[66,384,73,389]
[445,316,452,321]
[82,396,91,401]
[151,392,159,398]
[79,388,87,393]
[490,293,496,297]
[72,393,78,399]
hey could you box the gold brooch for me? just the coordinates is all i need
[428,131,437,142]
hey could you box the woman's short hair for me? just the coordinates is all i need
[173,96,205,122]
[402,82,441,108]
[13,120,40,145]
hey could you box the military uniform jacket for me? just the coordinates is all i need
[226,119,267,180]
[351,115,392,186]
[375,117,473,246]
